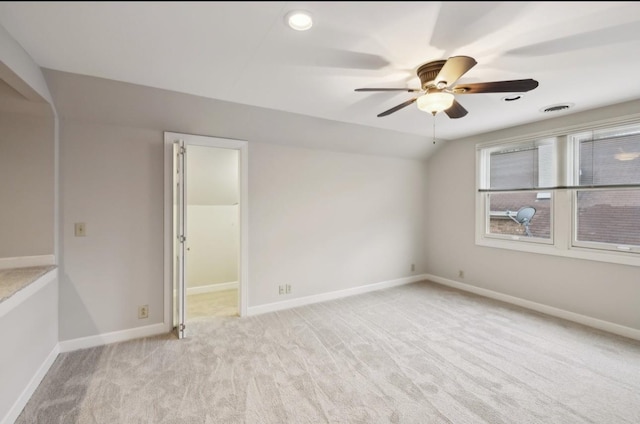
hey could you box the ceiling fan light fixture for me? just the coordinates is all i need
[417,92,455,114]
[285,10,313,31]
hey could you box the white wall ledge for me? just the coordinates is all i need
[0,266,57,319]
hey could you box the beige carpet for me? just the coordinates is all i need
[0,265,57,303]
[187,289,238,319]
[16,281,640,423]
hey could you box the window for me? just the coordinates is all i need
[478,139,555,243]
[476,120,640,266]
[572,124,640,253]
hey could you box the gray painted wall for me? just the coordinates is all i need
[0,25,59,424]
[0,110,54,258]
[0,22,56,261]
[45,69,428,340]
[425,99,640,331]
[42,67,640,340]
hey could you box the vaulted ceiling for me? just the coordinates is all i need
[1,1,640,144]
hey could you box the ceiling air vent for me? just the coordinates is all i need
[501,94,522,102]
[541,103,573,113]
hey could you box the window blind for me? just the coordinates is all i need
[579,133,640,186]
[483,143,555,191]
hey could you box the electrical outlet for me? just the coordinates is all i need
[279,284,291,295]
[458,270,464,279]
[74,222,86,237]
[138,305,149,319]
[411,263,415,272]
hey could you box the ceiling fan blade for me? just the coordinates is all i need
[355,88,421,92]
[435,56,477,87]
[444,99,468,119]
[452,79,539,94]
[377,98,417,117]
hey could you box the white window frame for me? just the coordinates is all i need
[482,190,555,245]
[568,124,640,255]
[476,117,640,268]
[571,188,640,255]
[477,137,557,246]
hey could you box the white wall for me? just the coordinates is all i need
[0,23,54,105]
[425,99,640,331]
[0,272,58,424]
[186,205,238,288]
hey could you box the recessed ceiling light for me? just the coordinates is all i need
[286,10,313,31]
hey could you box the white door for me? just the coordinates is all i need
[173,139,187,339]
[164,131,248,338]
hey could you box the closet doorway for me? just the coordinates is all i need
[164,132,248,339]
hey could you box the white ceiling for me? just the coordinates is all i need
[1,1,640,142]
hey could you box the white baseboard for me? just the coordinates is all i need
[187,281,238,295]
[1,344,60,424]
[0,255,55,270]
[425,274,640,341]
[58,323,168,353]
[247,274,429,316]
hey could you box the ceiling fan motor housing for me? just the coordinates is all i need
[417,60,446,90]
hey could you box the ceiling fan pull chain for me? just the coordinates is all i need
[432,113,436,144]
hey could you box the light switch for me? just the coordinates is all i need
[74,222,86,237]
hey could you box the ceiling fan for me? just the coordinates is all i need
[355,55,539,119]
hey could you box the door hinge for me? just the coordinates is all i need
[179,323,186,332]
[178,235,186,243]
[174,140,186,155]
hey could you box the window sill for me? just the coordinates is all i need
[476,236,640,267]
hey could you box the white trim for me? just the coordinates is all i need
[0,255,55,270]
[58,323,167,353]
[163,135,173,333]
[187,281,238,295]
[53,100,60,267]
[1,344,60,424]
[247,274,429,316]
[425,274,640,342]
[0,268,57,319]
[163,132,249,334]
[475,130,640,267]
[476,220,640,267]
[238,139,249,318]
